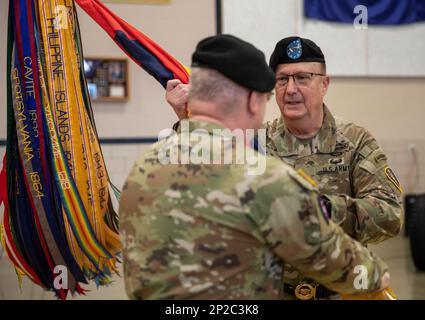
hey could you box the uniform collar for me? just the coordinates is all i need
[271,105,337,156]
[178,119,264,152]
[178,119,234,139]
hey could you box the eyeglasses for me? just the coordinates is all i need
[275,72,326,88]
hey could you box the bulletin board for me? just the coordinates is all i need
[221,0,425,77]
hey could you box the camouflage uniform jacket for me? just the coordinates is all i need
[265,105,403,288]
[119,119,388,300]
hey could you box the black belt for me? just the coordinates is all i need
[284,283,338,300]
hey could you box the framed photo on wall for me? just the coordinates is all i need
[83,57,129,102]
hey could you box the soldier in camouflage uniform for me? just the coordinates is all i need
[266,37,403,299]
[120,34,390,300]
[165,36,402,299]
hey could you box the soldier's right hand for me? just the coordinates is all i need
[166,79,189,120]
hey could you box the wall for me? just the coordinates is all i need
[223,0,425,76]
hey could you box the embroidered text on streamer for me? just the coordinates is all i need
[0,0,120,299]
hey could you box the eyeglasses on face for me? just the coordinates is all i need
[275,72,325,87]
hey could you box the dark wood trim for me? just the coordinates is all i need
[215,0,222,34]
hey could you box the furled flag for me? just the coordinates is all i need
[304,0,425,25]
[75,0,190,87]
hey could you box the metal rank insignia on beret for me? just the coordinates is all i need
[287,38,302,60]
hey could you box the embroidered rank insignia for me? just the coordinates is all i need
[384,166,403,193]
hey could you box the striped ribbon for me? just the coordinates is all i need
[37,0,119,273]
[1,0,120,299]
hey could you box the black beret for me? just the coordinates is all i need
[191,34,275,92]
[269,37,325,71]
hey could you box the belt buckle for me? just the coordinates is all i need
[295,282,317,300]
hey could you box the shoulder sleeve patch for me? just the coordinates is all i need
[384,166,403,193]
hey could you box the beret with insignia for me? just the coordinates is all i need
[269,36,326,71]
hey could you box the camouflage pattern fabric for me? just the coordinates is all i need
[120,119,388,300]
[264,105,403,294]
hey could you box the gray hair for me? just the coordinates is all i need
[188,67,249,114]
